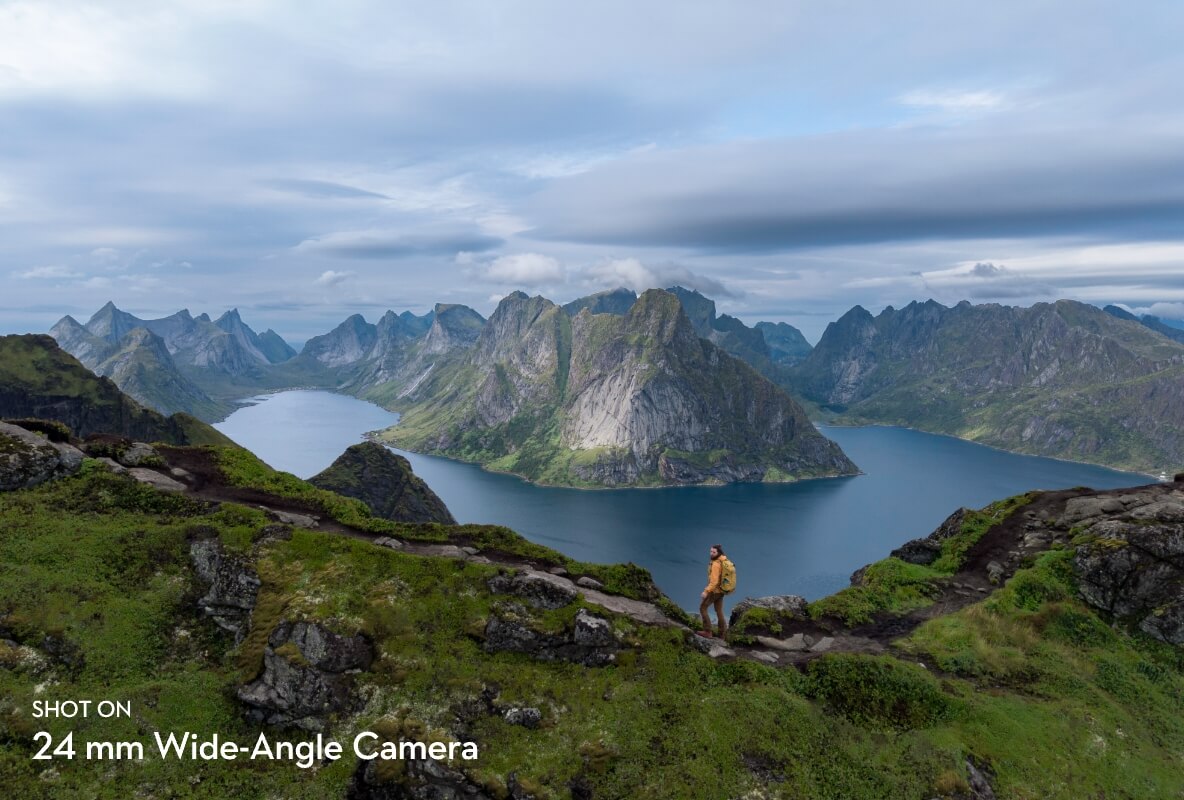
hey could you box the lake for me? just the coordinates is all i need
[216,390,1150,609]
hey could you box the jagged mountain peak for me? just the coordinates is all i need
[562,287,637,317]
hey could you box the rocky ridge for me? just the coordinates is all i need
[791,298,1184,472]
[383,289,855,486]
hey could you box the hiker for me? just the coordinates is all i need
[698,543,735,639]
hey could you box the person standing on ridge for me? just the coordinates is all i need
[699,543,735,640]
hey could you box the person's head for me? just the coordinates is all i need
[709,544,724,559]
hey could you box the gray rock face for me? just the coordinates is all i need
[189,535,261,641]
[728,595,808,627]
[1073,491,1184,645]
[238,621,374,729]
[0,421,83,491]
[483,608,618,666]
[487,571,577,610]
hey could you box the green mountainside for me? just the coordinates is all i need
[0,334,232,446]
[792,299,1184,474]
[2,385,1183,796]
[374,290,855,486]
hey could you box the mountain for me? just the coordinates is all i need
[215,308,297,364]
[309,441,456,524]
[0,333,233,445]
[562,286,638,316]
[792,298,1184,473]
[93,328,233,420]
[1104,304,1184,345]
[756,321,813,365]
[51,303,301,418]
[379,289,856,486]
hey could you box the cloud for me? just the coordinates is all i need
[526,128,1184,252]
[484,253,563,284]
[970,262,1005,278]
[314,270,355,287]
[1129,302,1184,320]
[583,258,736,297]
[258,178,388,200]
[14,265,82,279]
[897,89,1007,113]
[296,229,502,259]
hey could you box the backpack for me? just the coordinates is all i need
[718,557,737,594]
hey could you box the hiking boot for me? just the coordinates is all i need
[696,629,714,638]
[717,627,728,641]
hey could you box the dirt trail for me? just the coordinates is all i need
[145,448,1172,668]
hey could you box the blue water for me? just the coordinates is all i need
[216,390,1151,609]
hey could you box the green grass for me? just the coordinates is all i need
[3,468,1184,797]
[807,494,1035,626]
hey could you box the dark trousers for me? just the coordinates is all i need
[699,591,726,636]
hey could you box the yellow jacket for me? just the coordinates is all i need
[704,558,722,594]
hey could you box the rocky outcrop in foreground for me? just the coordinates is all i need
[0,421,83,491]
[1068,488,1184,645]
[238,621,374,729]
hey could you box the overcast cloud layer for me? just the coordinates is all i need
[2,0,1183,343]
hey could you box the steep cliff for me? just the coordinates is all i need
[792,299,1184,473]
[382,290,855,486]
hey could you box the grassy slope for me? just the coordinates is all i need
[1,463,1182,797]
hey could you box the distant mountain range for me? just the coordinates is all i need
[48,290,839,486]
[791,299,1184,473]
[50,302,298,418]
[49,292,1184,478]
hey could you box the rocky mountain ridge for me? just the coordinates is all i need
[792,298,1184,473]
[380,289,855,486]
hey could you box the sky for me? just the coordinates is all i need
[3,0,1184,345]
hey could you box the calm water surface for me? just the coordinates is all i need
[216,390,1150,608]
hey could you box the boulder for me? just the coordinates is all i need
[487,571,577,610]
[0,421,84,491]
[502,707,542,728]
[127,467,186,492]
[575,576,605,590]
[118,442,158,467]
[728,595,808,627]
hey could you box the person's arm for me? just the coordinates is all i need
[704,560,721,594]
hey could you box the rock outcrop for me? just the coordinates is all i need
[189,532,261,641]
[309,442,456,524]
[482,607,619,666]
[888,508,970,566]
[238,621,374,728]
[0,421,84,491]
[1072,489,1184,645]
